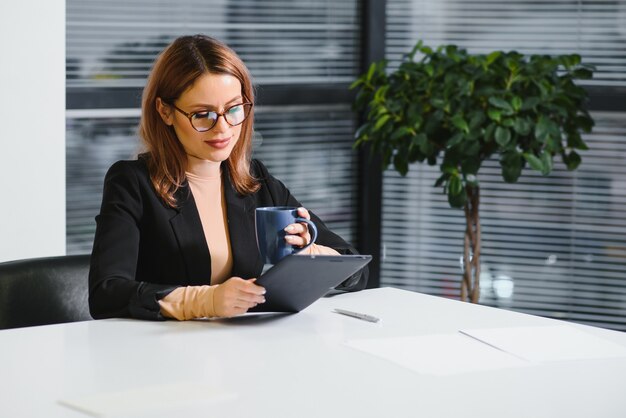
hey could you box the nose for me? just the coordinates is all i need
[211,114,230,133]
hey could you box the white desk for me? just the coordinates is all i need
[2,287,626,418]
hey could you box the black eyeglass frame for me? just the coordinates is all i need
[165,101,253,132]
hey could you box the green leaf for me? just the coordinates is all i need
[544,135,560,153]
[441,158,458,175]
[534,115,550,142]
[390,126,413,141]
[511,96,523,112]
[447,132,464,147]
[420,138,436,156]
[407,40,423,60]
[572,68,593,80]
[461,158,480,175]
[408,144,426,163]
[468,112,485,130]
[349,78,363,90]
[449,175,463,196]
[373,85,389,103]
[373,114,390,132]
[521,97,541,111]
[559,54,581,69]
[448,186,467,208]
[412,118,424,133]
[489,97,514,113]
[512,117,531,136]
[354,123,370,140]
[576,115,594,133]
[431,98,446,109]
[354,89,370,110]
[540,151,553,175]
[412,133,427,149]
[451,114,469,133]
[524,152,544,172]
[486,51,501,66]
[501,118,515,128]
[393,152,409,176]
[500,152,522,183]
[487,108,502,122]
[461,139,480,157]
[484,123,497,142]
[420,45,433,55]
[495,126,512,147]
[567,132,589,150]
[563,150,582,170]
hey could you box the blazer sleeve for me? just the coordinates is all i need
[253,159,368,291]
[88,161,177,320]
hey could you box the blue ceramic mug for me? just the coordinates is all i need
[255,206,319,265]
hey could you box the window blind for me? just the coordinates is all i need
[66,105,359,254]
[66,1,361,255]
[384,0,626,330]
[67,0,360,87]
[387,0,626,86]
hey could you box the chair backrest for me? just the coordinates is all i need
[0,254,92,330]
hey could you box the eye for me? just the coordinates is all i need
[227,105,243,114]
[195,111,213,120]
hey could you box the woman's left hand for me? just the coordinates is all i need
[284,207,312,248]
[284,207,340,256]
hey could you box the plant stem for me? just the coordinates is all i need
[471,186,481,303]
[463,185,481,303]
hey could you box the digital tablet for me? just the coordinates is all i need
[249,254,372,313]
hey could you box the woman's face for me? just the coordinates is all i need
[165,73,245,163]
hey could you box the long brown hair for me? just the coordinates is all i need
[139,34,259,207]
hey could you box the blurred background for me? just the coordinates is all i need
[62,0,626,331]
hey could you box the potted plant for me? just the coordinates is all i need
[352,41,594,303]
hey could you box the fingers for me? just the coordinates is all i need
[285,233,310,247]
[284,222,308,235]
[297,207,310,220]
[284,207,311,247]
[214,277,266,317]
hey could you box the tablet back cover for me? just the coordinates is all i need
[251,254,372,313]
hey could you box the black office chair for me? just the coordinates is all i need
[0,254,92,330]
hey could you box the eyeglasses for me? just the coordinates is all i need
[168,102,253,132]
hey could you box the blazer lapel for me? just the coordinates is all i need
[169,183,213,285]
[223,164,264,279]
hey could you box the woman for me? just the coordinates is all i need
[89,34,367,321]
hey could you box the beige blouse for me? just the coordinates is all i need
[159,158,232,320]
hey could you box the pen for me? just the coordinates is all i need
[333,308,380,323]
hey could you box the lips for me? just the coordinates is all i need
[203,136,231,149]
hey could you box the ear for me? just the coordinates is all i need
[156,97,174,125]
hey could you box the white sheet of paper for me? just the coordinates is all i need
[344,334,528,376]
[58,382,237,417]
[460,326,626,363]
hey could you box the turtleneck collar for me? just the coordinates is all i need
[186,154,222,180]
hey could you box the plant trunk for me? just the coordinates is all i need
[461,185,481,303]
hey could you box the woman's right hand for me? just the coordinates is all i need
[213,277,266,317]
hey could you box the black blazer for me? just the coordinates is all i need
[89,157,367,320]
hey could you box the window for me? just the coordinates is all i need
[382,0,626,330]
[66,0,361,253]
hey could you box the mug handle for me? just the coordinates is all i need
[294,217,318,252]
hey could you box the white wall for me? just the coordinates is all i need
[0,1,66,262]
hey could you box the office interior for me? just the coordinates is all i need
[1,0,626,332]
